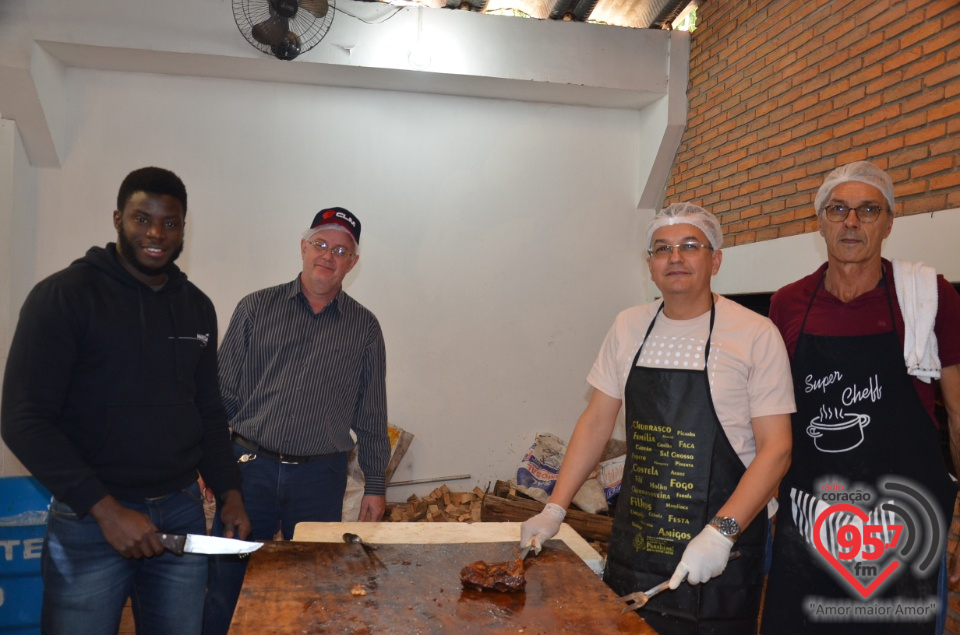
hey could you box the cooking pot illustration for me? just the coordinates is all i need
[806,412,870,453]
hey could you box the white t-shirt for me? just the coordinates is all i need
[587,296,796,515]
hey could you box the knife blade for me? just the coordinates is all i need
[342,532,378,551]
[157,533,262,556]
[342,532,387,570]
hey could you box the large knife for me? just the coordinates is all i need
[157,533,262,556]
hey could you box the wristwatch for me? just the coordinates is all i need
[709,515,741,542]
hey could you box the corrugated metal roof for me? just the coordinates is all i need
[375,0,692,28]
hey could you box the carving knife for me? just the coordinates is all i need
[156,533,263,556]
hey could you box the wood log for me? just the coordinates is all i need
[386,487,488,523]
[386,478,617,529]
[384,426,414,485]
[480,481,613,543]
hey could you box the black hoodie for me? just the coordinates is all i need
[1,244,241,515]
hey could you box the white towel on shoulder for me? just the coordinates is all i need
[892,258,940,383]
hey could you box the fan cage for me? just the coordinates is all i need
[233,0,335,58]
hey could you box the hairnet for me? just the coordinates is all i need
[814,161,895,212]
[645,202,723,251]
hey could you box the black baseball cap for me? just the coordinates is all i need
[304,207,361,244]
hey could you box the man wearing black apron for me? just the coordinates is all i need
[522,203,795,634]
[761,161,960,635]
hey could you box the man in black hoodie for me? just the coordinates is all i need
[1,167,250,635]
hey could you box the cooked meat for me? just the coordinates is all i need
[460,558,526,593]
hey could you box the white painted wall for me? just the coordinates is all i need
[714,210,960,295]
[0,119,37,476]
[0,0,673,167]
[1,68,654,501]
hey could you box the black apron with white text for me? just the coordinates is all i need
[761,277,956,635]
[603,303,766,635]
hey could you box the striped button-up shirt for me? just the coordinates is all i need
[218,277,389,495]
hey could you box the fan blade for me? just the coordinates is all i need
[252,15,289,47]
[300,0,329,18]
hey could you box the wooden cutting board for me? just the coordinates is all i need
[229,540,656,634]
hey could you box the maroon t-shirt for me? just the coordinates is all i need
[769,258,960,427]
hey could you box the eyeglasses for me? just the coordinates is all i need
[821,204,885,223]
[647,242,712,258]
[306,239,354,259]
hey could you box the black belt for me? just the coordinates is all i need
[231,432,340,464]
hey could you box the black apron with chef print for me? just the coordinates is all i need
[761,276,956,635]
[604,302,766,635]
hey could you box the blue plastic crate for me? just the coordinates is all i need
[0,477,51,635]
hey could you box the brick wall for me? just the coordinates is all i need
[664,0,960,246]
[947,494,960,634]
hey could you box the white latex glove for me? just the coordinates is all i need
[520,503,566,554]
[668,524,733,589]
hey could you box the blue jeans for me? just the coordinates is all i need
[41,482,207,635]
[202,442,348,635]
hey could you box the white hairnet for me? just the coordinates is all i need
[814,161,895,212]
[645,202,723,251]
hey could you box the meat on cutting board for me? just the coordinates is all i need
[460,558,526,592]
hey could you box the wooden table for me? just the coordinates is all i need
[229,522,657,634]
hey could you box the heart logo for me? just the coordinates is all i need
[812,503,900,599]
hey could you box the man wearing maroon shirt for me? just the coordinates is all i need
[761,161,960,635]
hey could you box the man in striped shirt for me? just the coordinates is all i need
[203,207,388,635]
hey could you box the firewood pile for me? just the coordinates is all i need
[387,484,486,522]
[385,481,611,558]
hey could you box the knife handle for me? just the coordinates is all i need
[157,533,187,556]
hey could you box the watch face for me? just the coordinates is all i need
[713,516,740,536]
